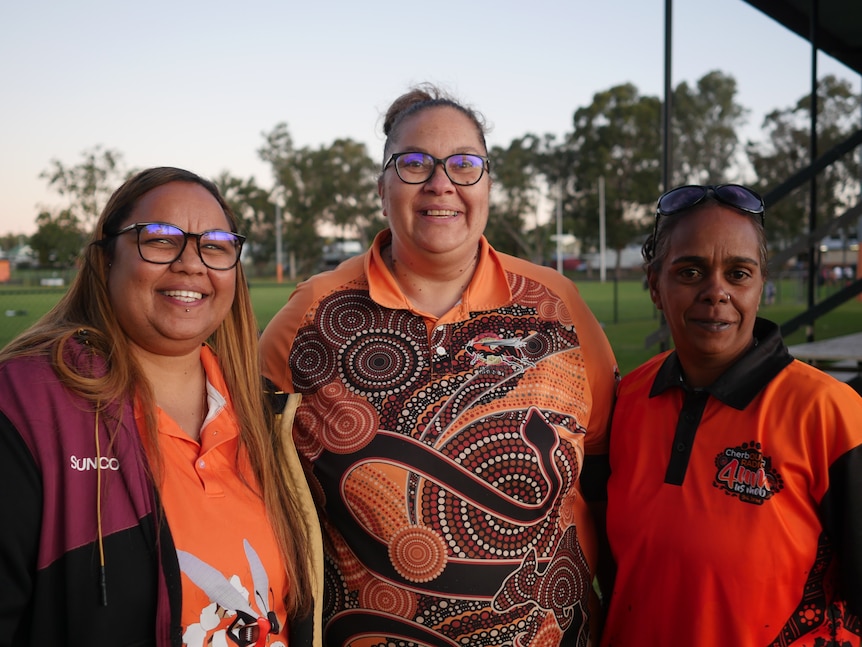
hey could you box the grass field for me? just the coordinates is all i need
[1,278,860,376]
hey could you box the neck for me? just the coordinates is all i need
[386,244,479,318]
[134,346,208,441]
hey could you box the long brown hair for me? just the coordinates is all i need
[0,166,312,617]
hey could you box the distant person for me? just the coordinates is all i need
[260,84,619,646]
[0,167,322,646]
[764,279,776,305]
[602,184,862,646]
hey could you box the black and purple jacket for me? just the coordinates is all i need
[0,342,182,646]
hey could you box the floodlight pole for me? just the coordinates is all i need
[598,176,606,283]
[275,203,283,284]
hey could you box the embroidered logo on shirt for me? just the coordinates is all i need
[713,441,784,505]
[464,332,538,370]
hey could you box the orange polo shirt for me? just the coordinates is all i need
[137,345,289,646]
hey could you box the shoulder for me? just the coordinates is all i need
[495,251,580,294]
[618,353,670,395]
[260,253,370,388]
[772,360,862,407]
[0,353,56,397]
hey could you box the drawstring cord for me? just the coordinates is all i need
[94,403,108,606]
[80,328,108,606]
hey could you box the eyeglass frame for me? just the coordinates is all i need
[645,184,766,263]
[656,184,765,223]
[382,151,491,186]
[102,221,246,270]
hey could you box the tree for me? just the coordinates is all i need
[29,210,85,267]
[259,123,379,276]
[488,134,547,260]
[258,123,319,275]
[746,75,861,247]
[39,145,126,235]
[567,83,663,274]
[0,233,26,253]
[320,138,381,247]
[213,172,274,274]
[672,70,749,186]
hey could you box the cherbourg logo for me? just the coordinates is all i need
[70,455,120,471]
[713,441,783,505]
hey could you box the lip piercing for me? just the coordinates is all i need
[185,308,190,312]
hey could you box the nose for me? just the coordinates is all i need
[700,274,731,304]
[172,237,205,271]
[424,162,455,192]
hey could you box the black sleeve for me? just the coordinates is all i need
[821,443,862,617]
[580,452,611,503]
[0,410,42,643]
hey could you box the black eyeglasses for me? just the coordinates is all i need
[383,152,490,186]
[104,222,245,270]
[656,184,765,224]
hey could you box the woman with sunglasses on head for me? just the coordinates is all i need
[260,84,619,646]
[0,167,322,646]
[601,184,862,647]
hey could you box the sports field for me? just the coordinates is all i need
[2,277,859,376]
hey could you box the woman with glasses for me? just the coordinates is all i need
[260,84,618,646]
[0,167,322,646]
[601,184,862,646]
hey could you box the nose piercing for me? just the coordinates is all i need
[726,293,732,301]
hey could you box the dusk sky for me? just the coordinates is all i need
[1,0,856,235]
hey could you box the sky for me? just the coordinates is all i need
[1,0,858,236]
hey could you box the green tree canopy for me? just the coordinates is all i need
[568,83,663,265]
[746,75,861,247]
[39,145,126,235]
[672,70,749,185]
[29,209,85,267]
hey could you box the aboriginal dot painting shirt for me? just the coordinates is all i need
[261,229,618,647]
[137,345,290,647]
[603,319,862,647]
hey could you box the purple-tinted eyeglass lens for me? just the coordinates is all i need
[657,184,764,219]
[713,185,763,213]
[658,186,707,215]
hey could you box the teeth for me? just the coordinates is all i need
[424,209,458,217]
[163,290,203,303]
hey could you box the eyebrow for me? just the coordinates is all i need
[670,254,760,267]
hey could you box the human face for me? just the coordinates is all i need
[107,181,237,358]
[648,205,764,387]
[378,106,490,265]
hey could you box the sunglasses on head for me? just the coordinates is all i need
[656,184,765,225]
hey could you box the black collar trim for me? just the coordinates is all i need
[649,318,794,410]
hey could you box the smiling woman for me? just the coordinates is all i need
[260,84,619,647]
[0,167,322,646]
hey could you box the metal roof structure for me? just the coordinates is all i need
[742,0,862,75]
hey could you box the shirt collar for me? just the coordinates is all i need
[366,229,512,319]
[650,318,794,409]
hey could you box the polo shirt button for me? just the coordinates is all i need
[199,460,206,469]
[675,442,686,452]
[435,346,447,356]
